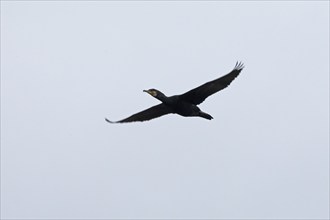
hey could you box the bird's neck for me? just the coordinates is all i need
[156,93,170,104]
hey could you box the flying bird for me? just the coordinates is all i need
[105,62,244,123]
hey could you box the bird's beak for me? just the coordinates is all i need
[143,89,150,94]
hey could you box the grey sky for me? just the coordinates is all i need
[1,1,329,219]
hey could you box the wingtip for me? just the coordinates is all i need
[234,61,245,70]
[105,118,116,123]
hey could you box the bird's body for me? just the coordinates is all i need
[173,101,200,117]
[164,97,212,119]
[105,62,244,123]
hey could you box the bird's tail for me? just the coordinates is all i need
[199,111,213,120]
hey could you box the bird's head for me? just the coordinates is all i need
[143,89,167,102]
[143,89,161,97]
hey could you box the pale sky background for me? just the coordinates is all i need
[1,1,329,219]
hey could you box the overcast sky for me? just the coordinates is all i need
[1,1,329,219]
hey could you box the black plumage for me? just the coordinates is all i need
[105,62,244,123]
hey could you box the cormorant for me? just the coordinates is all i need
[105,62,244,123]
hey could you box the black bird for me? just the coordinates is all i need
[105,62,244,123]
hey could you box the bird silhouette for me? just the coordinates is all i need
[105,62,244,123]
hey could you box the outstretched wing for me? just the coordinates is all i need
[179,62,244,105]
[105,103,172,123]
